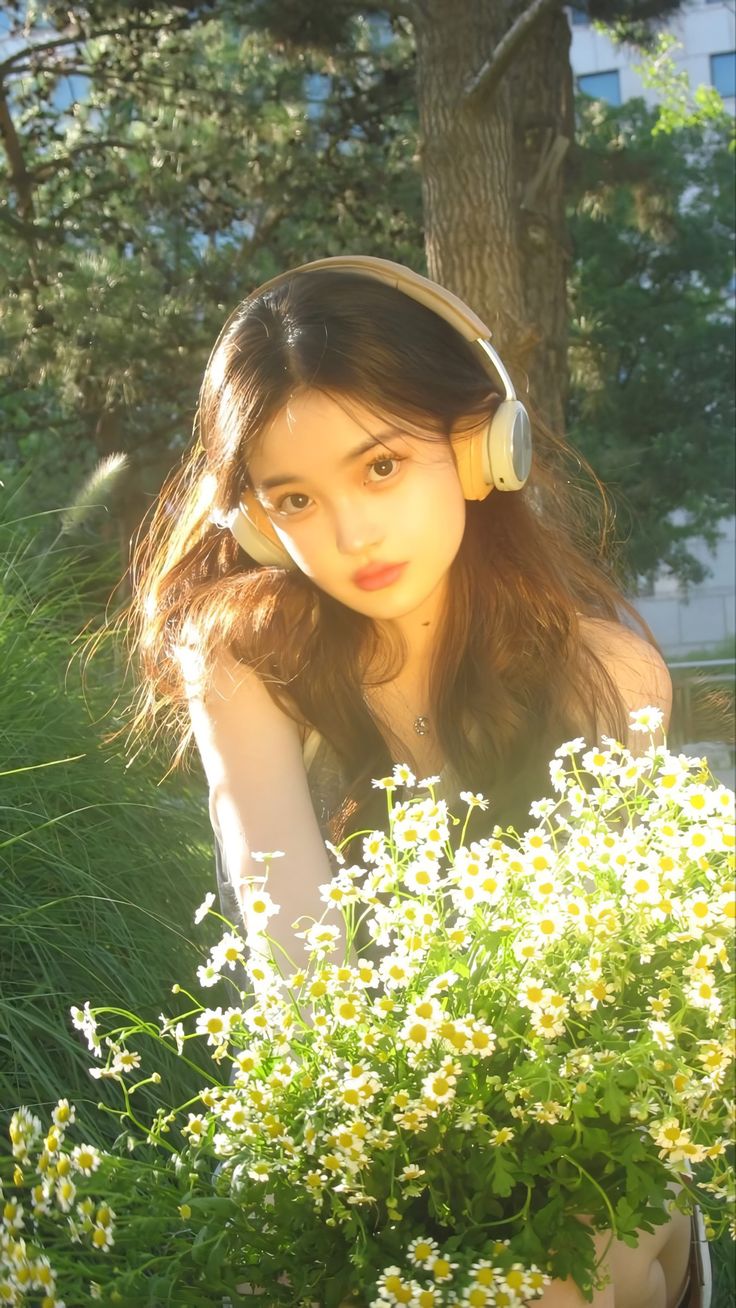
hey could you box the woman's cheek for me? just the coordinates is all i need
[407,464,466,552]
[271,521,315,575]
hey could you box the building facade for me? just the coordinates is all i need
[569,0,735,113]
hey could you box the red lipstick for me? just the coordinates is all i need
[352,562,407,591]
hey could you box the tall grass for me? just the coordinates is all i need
[0,473,218,1144]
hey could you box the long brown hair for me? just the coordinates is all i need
[120,268,661,838]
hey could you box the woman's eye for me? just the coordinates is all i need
[367,455,403,482]
[277,492,311,515]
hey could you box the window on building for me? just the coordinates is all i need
[711,51,736,98]
[578,70,622,105]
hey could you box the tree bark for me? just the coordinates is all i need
[411,0,573,431]
[507,4,574,430]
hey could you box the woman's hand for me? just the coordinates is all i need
[533,1207,692,1308]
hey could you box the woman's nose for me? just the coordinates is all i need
[332,498,384,555]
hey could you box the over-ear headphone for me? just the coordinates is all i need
[209,254,532,568]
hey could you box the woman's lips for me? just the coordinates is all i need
[352,562,407,591]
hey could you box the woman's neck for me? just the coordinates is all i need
[373,571,449,682]
[359,575,451,777]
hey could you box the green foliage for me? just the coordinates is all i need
[0,3,422,528]
[0,473,217,1142]
[2,3,733,587]
[567,98,735,587]
[632,32,735,137]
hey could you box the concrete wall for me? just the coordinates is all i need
[633,516,735,658]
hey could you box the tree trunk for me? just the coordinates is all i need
[507,5,575,430]
[412,0,573,431]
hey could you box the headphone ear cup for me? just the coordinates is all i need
[226,494,296,569]
[452,400,533,500]
[452,421,495,501]
[488,400,533,491]
[453,400,533,499]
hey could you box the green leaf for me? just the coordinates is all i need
[489,1150,516,1198]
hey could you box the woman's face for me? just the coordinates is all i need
[247,389,467,624]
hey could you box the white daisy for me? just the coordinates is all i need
[193,891,215,925]
[629,706,665,733]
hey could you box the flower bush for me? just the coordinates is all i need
[2,710,734,1307]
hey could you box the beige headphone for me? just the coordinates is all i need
[210,255,532,568]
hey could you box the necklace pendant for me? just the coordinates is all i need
[413,715,430,736]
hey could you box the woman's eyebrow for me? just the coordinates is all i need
[256,427,404,492]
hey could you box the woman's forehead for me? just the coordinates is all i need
[249,390,409,478]
[250,387,446,471]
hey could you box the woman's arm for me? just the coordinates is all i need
[531,1205,692,1308]
[185,648,337,972]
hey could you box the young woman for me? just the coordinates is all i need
[128,256,708,1307]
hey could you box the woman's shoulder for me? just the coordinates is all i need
[187,646,324,780]
[574,614,673,741]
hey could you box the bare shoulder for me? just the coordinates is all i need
[178,636,310,743]
[577,615,673,734]
[183,646,306,766]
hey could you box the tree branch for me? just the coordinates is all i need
[0,86,34,222]
[29,137,141,183]
[0,13,190,78]
[0,28,86,78]
[0,204,44,243]
[463,0,560,104]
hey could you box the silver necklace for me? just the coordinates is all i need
[364,682,431,737]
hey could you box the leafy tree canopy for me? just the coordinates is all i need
[568,97,735,587]
[1,0,732,588]
[0,2,419,534]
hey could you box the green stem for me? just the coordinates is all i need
[561,1155,618,1272]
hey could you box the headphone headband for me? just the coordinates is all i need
[254,254,493,339]
[226,255,516,402]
